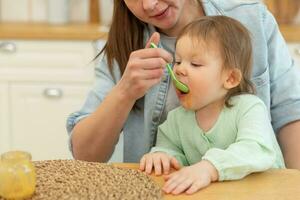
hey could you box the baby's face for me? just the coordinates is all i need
[173,36,229,110]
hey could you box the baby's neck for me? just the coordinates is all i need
[195,100,225,133]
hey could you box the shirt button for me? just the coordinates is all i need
[162,75,168,82]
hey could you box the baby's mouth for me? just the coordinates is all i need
[174,79,190,95]
[175,87,188,97]
[179,89,186,95]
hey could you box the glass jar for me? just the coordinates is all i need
[0,151,36,199]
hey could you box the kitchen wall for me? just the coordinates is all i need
[1,1,298,26]
[0,0,113,25]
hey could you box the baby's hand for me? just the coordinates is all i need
[163,160,218,195]
[139,152,181,175]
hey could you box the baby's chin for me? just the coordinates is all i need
[180,103,196,111]
[180,101,207,111]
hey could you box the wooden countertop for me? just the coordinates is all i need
[0,23,299,42]
[113,163,300,200]
[0,23,108,40]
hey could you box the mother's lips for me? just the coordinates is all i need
[151,7,168,17]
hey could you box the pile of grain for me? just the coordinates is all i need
[1,160,162,200]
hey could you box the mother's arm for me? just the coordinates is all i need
[262,6,300,169]
[278,121,300,169]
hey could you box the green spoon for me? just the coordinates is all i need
[150,43,189,93]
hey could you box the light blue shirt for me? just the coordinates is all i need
[67,0,300,162]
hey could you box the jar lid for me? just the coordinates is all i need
[1,151,32,162]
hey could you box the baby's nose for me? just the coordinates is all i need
[175,64,187,76]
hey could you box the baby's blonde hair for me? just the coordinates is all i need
[176,16,255,107]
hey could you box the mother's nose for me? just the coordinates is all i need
[142,0,158,11]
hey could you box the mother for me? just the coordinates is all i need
[67,0,300,168]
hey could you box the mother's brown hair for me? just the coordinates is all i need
[97,0,205,79]
[97,0,145,79]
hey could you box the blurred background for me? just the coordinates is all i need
[0,0,112,25]
[0,0,299,163]
[264,0,300,25]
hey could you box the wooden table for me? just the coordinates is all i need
[113,163,300,200]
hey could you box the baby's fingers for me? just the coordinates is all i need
[163,175,184,194]
[153,157,162,176]
[161,157,171,175]
[139,155,146,171]
[145,156,154,174]
[172,179,193,195]
[185,181,204,195]
[163,170,177,181]
[170,157,181,170]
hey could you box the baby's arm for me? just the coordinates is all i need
[162,160,218,195]
[202,99,281,181]
[150,126,188,166]
[151,110,189,166]
[140,110,188,174]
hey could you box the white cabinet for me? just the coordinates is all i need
[0,39,123,162]
[0,83,9,153]
[10,83,90,160]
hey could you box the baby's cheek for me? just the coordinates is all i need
[190,81,211,94]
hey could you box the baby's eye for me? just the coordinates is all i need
[191,63,203,67]
[174,61,181,65]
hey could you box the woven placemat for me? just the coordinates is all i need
[1,160,162,200]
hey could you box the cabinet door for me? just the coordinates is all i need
[0,83,10,153]
[10,83,90,161]
[0,40,95,82]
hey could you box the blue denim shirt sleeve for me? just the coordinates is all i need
[262,7,300,132]
[66,54,121,151]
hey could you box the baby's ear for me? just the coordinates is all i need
[223,68,242,89]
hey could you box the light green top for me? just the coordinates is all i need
[151,94,285,181]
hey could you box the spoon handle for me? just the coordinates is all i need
[166,63,176,81]
[149,43,189,93]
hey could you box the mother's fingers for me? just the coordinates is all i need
[131,68,164,80]
[131,48,173,64]
[142,58,167,70]
[145,32,160,48]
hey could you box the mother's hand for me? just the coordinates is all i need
[117,32,173,101]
